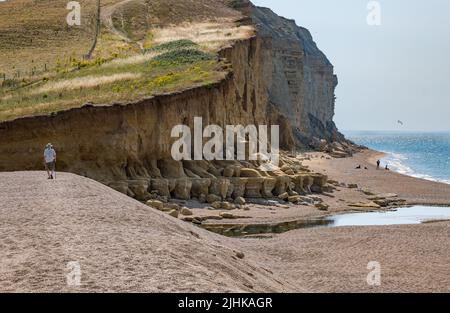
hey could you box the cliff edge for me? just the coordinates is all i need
[0,0,356,201]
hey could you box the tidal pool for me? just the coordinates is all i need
[202,206,450,237]
[326,206,450,227]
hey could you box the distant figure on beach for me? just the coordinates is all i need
[356,165,361,169]
[365,166,368,170]
[44,143,56,180]
[385,164,390,171]
[377,160,381,169]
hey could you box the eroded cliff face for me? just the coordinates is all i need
[0,1,353,201]
[233,0,345,147]
[0,37,268,181]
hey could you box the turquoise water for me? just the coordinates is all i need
[344,131,450,184]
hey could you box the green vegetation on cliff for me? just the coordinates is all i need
[0,0,249,122]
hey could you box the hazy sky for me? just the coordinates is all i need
[252,0,450,131]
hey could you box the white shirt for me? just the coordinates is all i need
[44,148,56,163]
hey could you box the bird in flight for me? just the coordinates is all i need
[397,120,404,126]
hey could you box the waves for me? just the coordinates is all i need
[382,152,450,184]
[345,131,450,185]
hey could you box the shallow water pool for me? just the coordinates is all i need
[326,206,450,227]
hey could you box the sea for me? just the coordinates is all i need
[344,131,450,185]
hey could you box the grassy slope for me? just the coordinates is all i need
[0,0,248,122]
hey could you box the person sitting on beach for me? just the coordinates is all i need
[377,160,381,169]
[43,143,56,180]
[355,165,362,169]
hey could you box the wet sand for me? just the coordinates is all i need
[304,149,450,206]
[237,149,450,292]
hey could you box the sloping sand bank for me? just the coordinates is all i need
[0,172,291,292]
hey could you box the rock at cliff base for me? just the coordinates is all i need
[221,202,235,210]
[220,212,236,219]
[288,195,301,203]
[234,197,246,205]
[348,202,381,208]
[207,194,222,204]
[278,192,289,201]
[180,207,193,216]
[147,200,164,210]
[315,203,329,211]
[168,210,179,218]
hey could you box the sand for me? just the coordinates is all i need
[1,150,450,292]
[304,149,450,206]
[0,172,291,293]
[239,150,450,292]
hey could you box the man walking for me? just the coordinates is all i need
[44,143,56,179]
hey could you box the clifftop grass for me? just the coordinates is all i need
[0,40,227,122]
[0,0,251,122]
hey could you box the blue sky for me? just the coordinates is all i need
[252,0,450,131]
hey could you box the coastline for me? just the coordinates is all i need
[2,152,450,292]
[304,149,450,207]
[198,149,450,231]
[235,149,450,293]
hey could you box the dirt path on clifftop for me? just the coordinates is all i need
[100,0,136,44]
[0,172,291,292]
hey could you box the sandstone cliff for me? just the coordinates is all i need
[0,0,354,201]
[232,0,345,147]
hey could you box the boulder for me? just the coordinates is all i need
[315,203,329,211]
[128,179,151,201]
[168,210,179,218]
[191,178,211,198]
[150,179,170,197]
[211,201,222,209]
[288,195,301,203]
[348,202,381,208]
[327,180,340,186]
[368,193,398,200]
[240,168,262,177]
[209,178,231,199]
[361,188,375,196]
[302,175,314,193]
[347,184,358,189]
[234,197,246,205]
[173,178,192,200]
[278,192,289,201]
[262,178,276,197]
[146,200,164,210]
[198,194,207,203]
[180,207,193,216]
[299,196,314,204]
[221,202,235,210]
[206,194,222,204]
[244,178,264,198]
[273,176,291,196]
[164,203,181,211]
[309,195,323,203]
[219,212,236,219]
[231,178,247,198]
[309,137,328,151]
